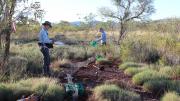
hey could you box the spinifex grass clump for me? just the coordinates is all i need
[10,43,43,74]
[161,92,180,101]
[0,78,65,101]
[93,84,140,101]
[124,67,149,76]
[132,70,169,85]
[159,66,180,77]
[143,80,180,95]
[119,62,143,70]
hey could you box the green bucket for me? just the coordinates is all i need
[90,41,97,47]
[65,83,85,96]
[96,55,107,61]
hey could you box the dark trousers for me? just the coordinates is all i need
[101,42,106,45]
[40,47,50,76]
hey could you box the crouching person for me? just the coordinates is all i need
[96,28,107,45]
[38,21,54,76]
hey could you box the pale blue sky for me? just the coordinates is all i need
[32,0,180,22]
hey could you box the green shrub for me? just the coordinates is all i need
[0,78,65,101]
[119,62,142,70]
[132,70,169,85]
[161,92,180,101]
[93,84,140,101]
[143,80,180,95]
[124,67,149,76]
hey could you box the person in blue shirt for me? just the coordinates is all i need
[38,21,54,76]
[96,28,107,45]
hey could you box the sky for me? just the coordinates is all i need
[30,0,180,23]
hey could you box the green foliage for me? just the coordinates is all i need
[161,92,180,101]
[0,78,65,101]
[119,62,142,70]
[83,13,97,30]
[124,67,149,76]
[143,80,180,95]
[93,84,140,101]
[132,70,169,85]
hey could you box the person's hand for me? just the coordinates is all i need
[95,38,100,42]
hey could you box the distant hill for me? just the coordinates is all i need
[70,20,102,26]
[70,21,82,26]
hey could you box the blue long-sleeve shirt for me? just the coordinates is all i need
[101,31,106,43]
[39,27,52,45]
[97,31,106,43]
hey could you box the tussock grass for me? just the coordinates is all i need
[124,67,149,76]
[159,66,180,77]
[119,62,143,70]
[175,67,180,77]
[161,92,180,101]
[93,84,140,101]
[8,56,28,81]
[120,31,179,65]
[143,80,180,95]
[0,78,64,101]
[132,70,169,85]
[52,46,94,60]
[10,43,43,74]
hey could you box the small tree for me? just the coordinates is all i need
[83,13,97,31]
[0,0,17,68]
[30,1,45,21]
[0,0,30,69]
[99,0,155,44]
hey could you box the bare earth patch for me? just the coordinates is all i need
[58,59,162,101]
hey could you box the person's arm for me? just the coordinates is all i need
[39,30,53,48]
[95,37,102,42]
[41,30,52,44]
[95,33,102,42]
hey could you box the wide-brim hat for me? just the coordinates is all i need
[42,21,52,28]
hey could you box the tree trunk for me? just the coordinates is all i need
[2,27,11,67]
[0,34,2,49]
[118,22,126,45]
[1,0,16,69]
